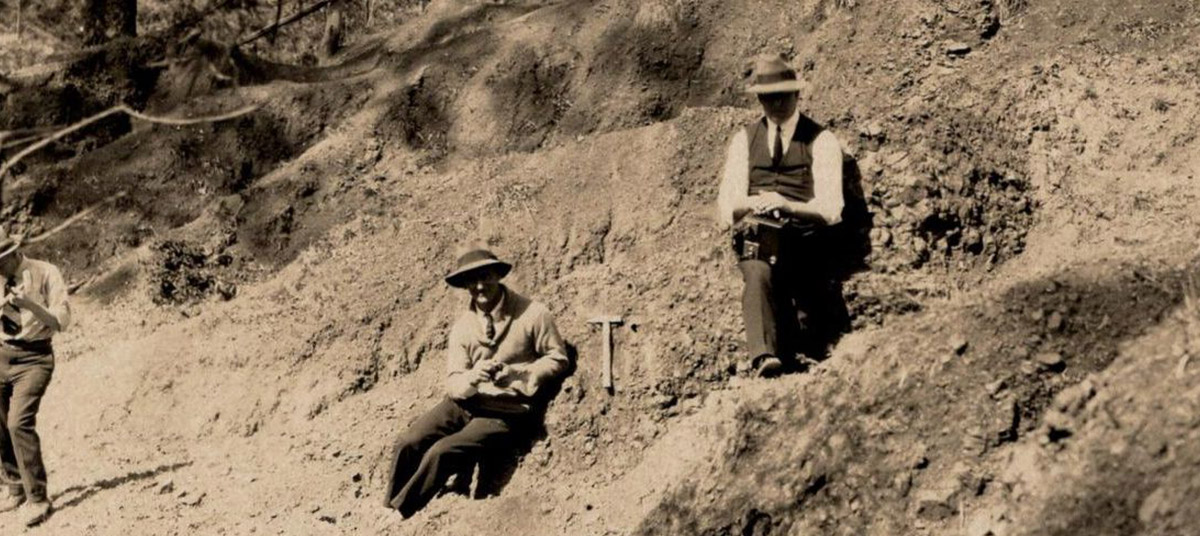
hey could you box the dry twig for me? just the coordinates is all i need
[15,0,24,37]
[0,103,259,181]
[0,125,59,139]
[0,133,47,151]
[240,0,338,46]
[1178,271,1200,378]
[0,191,129,258]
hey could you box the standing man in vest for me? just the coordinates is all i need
[383,246,570,518]
[717,54,845,378]
[0,235,70,527]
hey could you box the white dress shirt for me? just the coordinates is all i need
[716,109,845,228]
[1,257,71,342]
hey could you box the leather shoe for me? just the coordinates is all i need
[21,500,52,527]
[0,493,24,514]
[755,355,784,378]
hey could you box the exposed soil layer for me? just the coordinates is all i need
[639,258,1199,535]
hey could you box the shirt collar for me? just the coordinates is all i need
[471,285,508,320]
[766,108,801,135]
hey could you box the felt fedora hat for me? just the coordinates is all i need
[445,248,512,288]
[745,54,804,94]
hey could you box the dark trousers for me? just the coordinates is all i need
[740,259,841,363]
[0,346,54,501]
[384,398,527,517]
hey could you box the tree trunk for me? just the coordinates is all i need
[84,0,138,45]
[321,0,345,59]
[15,0,23,38]
[270,0,284,44]
[118,0,136,37]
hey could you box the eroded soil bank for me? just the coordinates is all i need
[2,0,1199,534]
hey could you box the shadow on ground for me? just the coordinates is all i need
[51,460,193,512]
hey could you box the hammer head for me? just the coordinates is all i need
[587,315,624,326]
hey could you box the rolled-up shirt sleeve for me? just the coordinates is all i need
[42,264,71,332]
[716,129,750,229]
[809,130,845,225]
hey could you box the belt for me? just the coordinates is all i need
[456,395,535,417]
[0,338,53,355]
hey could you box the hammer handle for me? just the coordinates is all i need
[602,323,614,392]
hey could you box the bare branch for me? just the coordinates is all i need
[0,107,126,181]
[0,103,260,181]
[0,133,50,151]
[271,0,284,44]
[0,125,60,140]
[0,191,130,258]
[239,0,337,46]
[122,103,259,126]
[16,0,24,38]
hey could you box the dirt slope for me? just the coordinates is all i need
[3,0,1200,534]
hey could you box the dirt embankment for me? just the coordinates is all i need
[636,1,1200,535]
[3,0,1200,534]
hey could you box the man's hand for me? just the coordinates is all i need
[469,359,511,386]
[752,192,790,215]
[462,367,492,386]
[521,373,543,397]
[5,293,33,310]
[4,282,32,309]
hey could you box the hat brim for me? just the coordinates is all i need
[746,80,804,94]
[445,259,512,288]
[0,239,20,260]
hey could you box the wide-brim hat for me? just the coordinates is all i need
[445,249,512,288]
[745,54,804,94]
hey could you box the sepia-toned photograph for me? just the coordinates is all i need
[1,0,1197,534]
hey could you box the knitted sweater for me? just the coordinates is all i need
[444,287,569,413]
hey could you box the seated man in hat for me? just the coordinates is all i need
[383,247,570,517]
[0,236,71,527]
[717,54,846,377]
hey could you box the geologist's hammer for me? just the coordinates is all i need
[587,315,624,394]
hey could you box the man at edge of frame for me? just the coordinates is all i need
[0,234,71,528]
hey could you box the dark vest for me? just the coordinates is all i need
[746,114,824,203]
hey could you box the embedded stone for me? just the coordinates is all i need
[950,334,969,355]
[1034,352,1065,372]
[946,41,973,55]
[1046,311,1065,332]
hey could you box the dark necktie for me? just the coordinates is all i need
[772,124,784,167]
[484,312,495,341]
